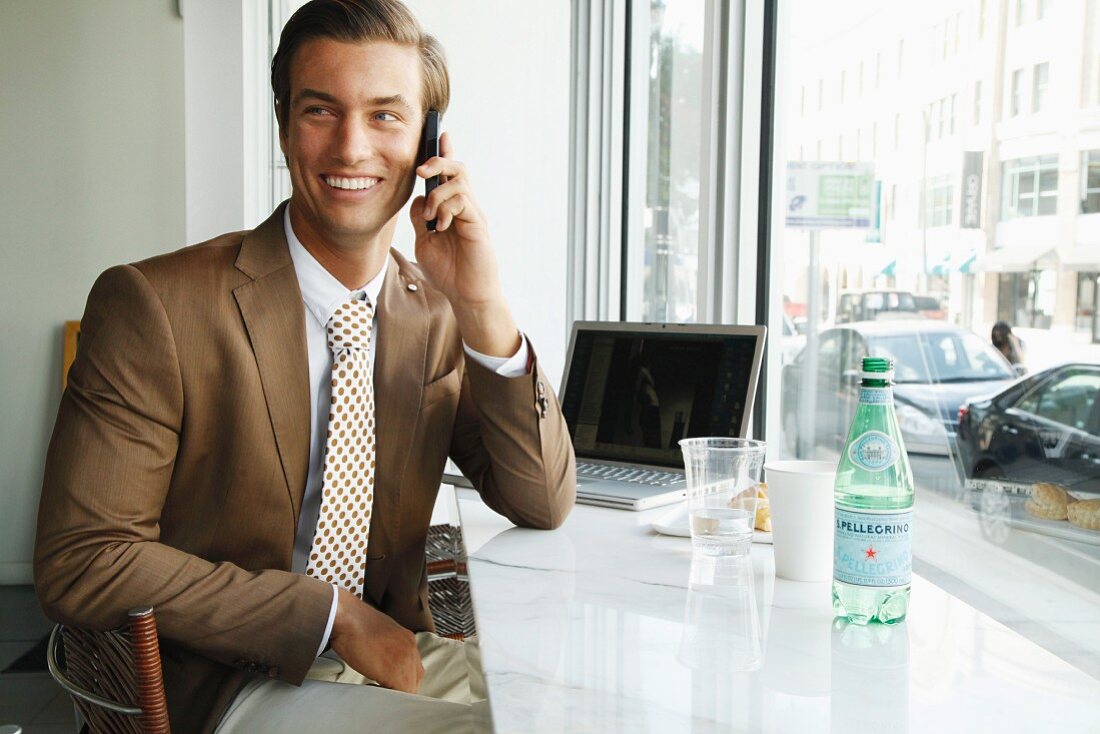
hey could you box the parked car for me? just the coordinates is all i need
[782,321,1018,455]
[835,290,919,324]
[780,313,806,365]
[957,363,1100,492]
[913,295,947,320]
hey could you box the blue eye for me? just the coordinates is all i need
[375,112,398,122]
[306,107,332,116]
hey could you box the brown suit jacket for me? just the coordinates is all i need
[34,203,576,733]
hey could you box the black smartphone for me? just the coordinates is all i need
[418,109,441,231]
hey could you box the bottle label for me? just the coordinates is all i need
[848,431,899,472]
[834,508,912,587]
[859,386,892,405]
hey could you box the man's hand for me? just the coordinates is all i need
[328,588,423,694]
[410,132,520,359]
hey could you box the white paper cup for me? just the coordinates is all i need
[764,460,837,582]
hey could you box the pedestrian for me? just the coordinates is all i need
[991,321,1025,370]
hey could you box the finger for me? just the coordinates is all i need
[408,195,431,235]
[439,131,453,159]
[423,178,466,219]
[416,155,466,181]
[436,194,468,232]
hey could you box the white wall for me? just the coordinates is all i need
[0,1,186,582]
[396,1,573,383]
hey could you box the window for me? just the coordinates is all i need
[1082,150,1100,214]
[897,39,905,78]
[875,51,881,88]
[1020,369,1100,431]
[949,93,957,134]
[925,174,954,226]
[1033,62,1049,112]
[1016,0,1030,26]
[859,61,865,95]
[893,112,900,150]
[818,78,824,110]
[1011,68,1025,116]
[626,0,707,323]
[974,80,983,124]
[1038,0,1050,20]
[1002,155,1059,219]
[800,86,806,116]
[979,0,988,39]
[840,69,847,103]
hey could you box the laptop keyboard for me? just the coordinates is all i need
[576,462,683,487]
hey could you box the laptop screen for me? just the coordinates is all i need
[560,327,760,469]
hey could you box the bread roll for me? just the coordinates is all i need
[1025,482,1076,521]
[1067,498,1100,531]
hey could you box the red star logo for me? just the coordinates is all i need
[864,546,877,560]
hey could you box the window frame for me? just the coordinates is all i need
[570,0,771,437]
[1082,150,1100,214]
[1001,155,1059,220]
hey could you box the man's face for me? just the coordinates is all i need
[279,38,423,249]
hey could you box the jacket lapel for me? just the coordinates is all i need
[365,251,429,604]
[232,204,311,523]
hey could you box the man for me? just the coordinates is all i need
[33,1,575,731]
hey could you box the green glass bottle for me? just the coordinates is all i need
[833,357,914,624]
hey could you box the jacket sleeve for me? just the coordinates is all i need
[33,265,331,685]
[448,343,576,530]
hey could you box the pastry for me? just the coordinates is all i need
[754,482,771,532]
[1067,498,1100,531]
[1025,482,1076,520]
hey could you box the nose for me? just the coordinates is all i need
[332,114,374,167]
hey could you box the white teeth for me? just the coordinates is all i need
[324,176,379,190]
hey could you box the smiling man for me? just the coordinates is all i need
[33,1,575,732]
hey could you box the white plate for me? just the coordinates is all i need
[651,503,773,544]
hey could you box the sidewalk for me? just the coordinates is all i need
[1012,328,1100,374]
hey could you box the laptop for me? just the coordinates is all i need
[560,321,766,511]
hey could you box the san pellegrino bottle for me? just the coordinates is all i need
[833,357,913,624]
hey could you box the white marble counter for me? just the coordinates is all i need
[455,490,1100,733]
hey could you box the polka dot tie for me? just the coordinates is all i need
[305,298,376,597]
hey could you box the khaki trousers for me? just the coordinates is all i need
[215,633,487,733]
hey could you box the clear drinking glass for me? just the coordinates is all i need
[678,438,766,556]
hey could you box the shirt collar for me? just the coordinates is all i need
[284,206,388,328]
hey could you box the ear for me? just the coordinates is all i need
[275,102,288,156]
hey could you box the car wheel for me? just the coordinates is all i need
[978,482,1012,545]
[974,462,1005,479]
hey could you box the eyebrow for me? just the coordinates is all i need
[293,89,416,113]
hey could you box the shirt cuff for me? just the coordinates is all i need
[317,584,339,657]
[463,332,530,378]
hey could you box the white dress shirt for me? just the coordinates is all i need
[283,208,529,654]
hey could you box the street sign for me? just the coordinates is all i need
[961,151,983,229]
[786,162,875,229]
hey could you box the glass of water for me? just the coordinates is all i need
[679,438,766,556]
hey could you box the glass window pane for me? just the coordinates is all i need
[1039,168,1058,193]
[772,0,1100,672]
[625,0,706,323]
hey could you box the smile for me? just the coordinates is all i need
[322,176,381,191]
